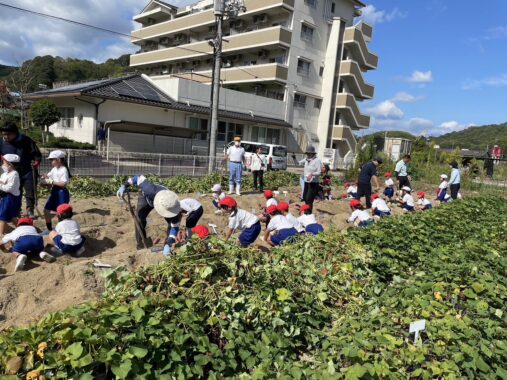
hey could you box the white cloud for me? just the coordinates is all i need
[366,100,404,119]
[0,0,195,66]
[391,91,425,103]
[359,5,407,26]
[462,73,507,90]
[370,116,478,137]
[407,70,433,84]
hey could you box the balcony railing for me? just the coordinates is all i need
[343,26,379,70]
[335,93,370,129]
[339,60,374,99]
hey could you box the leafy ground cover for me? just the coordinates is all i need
[0,197,505,379]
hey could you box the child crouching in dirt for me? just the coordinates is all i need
[264,205,298,246]
[436,174,449,203]
[48,204,86,256]
[383,172,395,202]
[371,194,391,218]
[417,192,432,210]
[347,199,373,227]
[297,204,324,235]
[399,186,415,212]
[211,184,226,214]
[258,190,278,223]
[0,217,55,272]
[220,197,261,247]
[277,202,304,234]
[0,154,22,236]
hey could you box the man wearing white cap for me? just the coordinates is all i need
[0,153,22,235]
[0,122,42,218]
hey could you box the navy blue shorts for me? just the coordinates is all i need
[374,210,391,217]
[270,228,298,246]
[45,187,70,212]
[403,205,415,212]
[384,188,394,198]
[12,235,44,255]
[423,204,432,210]
[306,223,324,235]
[239,221,261,247]
[54,235,86,253]
[358,220,374,228]
[0,193,21,222]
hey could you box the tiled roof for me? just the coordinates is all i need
[26,75,292,128]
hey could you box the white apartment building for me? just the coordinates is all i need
[130,0,378,165]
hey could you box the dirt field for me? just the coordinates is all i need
[0,184,436,329]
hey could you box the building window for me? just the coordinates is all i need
[218,121,227,142]
[300,24,314,42]
[335,112,342,125]
[314,98,322,109]
[227,123,244,142]
[319,66,324,77]
[293,94,307,109]
[331,2,336,13]
[251,126,281,144]
[297,59,311,77]
[57,108,74,128]
[304,0,317,8]
[189,117,208,141]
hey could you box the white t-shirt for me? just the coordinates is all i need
[55,219,83,245]
[266,198,278,208]
[227,146,245,163]
[372,198,390,212]
[180,198,202,213]
[48,166,69,185]
[418,198,432,207]
[348,209,371,223]
[250,154,266,171]
[385,178,394,187]
[267,215,294,232]
[297,213,318,227]
[2,225,39,244]
[346,185,357,195]
[286,212,304,232]
[228,209,258,230]
[213,192,226,201]
[439,180,448,190]
[402,194,415,207]
[0,171,20,196]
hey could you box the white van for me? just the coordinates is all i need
[225,141,288,171]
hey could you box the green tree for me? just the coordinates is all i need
[29,99,61,144]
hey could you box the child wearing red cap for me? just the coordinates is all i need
[191,225,210,239]
[48,204,86,256]
[0,154,22,236]
[258,190,278,223]
[264,205,298,246]
[417,192,432,211]
[383,172,395,202]
[346,181,358,199]
[347,200,373,227]
[220,197,261,247]
[371,194,391,218]
[297,204,324,235]
[277,202,304,233]
[0,217,55,271]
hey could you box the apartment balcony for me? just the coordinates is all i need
[134,7,174,26]
[339,60,374,99]
[335,93,370,129]
[174,63,288,84]
[131,0,294,43]
[343,25,378,70]
[130,26,292,67]
[332,125,357,149]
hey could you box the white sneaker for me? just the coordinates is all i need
[75,246,86,257]
[15,255,27,271]
[39,251,56,263]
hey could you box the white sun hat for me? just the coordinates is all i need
[211,184,222,192]
[154,190,181,218]
[402,186,412,192]
[440,174,448,179]
[48,150,66,159]
[2,154,20,163]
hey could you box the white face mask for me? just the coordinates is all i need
[1,165,9,173]
[234,142,240,147]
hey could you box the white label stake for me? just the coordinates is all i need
[409,319,426,344]
[208,223,218,234]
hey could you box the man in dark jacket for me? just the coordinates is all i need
[0,122,42,218]
[356,157,383,209]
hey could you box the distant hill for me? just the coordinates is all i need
[0,64,15,79]
[431,123,507,150]
[359,130,417,141]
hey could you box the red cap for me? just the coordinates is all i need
[300,204,311,214]
[350,199,362,208]
[56,203,73,215]
[371,194,379,200]
[344,182,350,187]
[219,197,237,208]
[17,217,33,227]
[266,205,278,215]
[192,225,209,239]
[417,191,426,198]
[277,202,289,212]
[385,172,391,177]
[264,190,273,198]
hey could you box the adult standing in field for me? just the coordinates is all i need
[302,145,323,211]
[0,122,42,218]
[395,154,411,191]
[250,146,267,192]
[225,136,245,196]
[449,160,461,200]
[97,124,106,153]
[356,157,382,209]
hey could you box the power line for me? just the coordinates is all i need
[0,1,260,79]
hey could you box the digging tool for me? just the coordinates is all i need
[208,223,219,235]
[121,189,148,250]
[31,168,43,219]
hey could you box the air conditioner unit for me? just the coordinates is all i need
[258,49,268,58]
[253,13,269,24]
[159,37,172,45]
[174,34,187,43]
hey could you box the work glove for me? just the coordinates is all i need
[163,244,171,256]
[116,184,126,199]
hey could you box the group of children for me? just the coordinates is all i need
[0,150,85,271]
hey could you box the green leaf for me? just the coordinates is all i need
[317,292,328,301]
[131,307,145,322]
[71,353,94,368]
[476,356,490,373]
[65,342,84,360]
[471,282,485,293]
[275,288,292,302]
[200,266,213,279]
[112,359,132,379]
[129,346,148,359]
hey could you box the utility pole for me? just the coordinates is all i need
[208,0,246,173]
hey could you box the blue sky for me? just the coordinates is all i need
[1,0,506,136]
